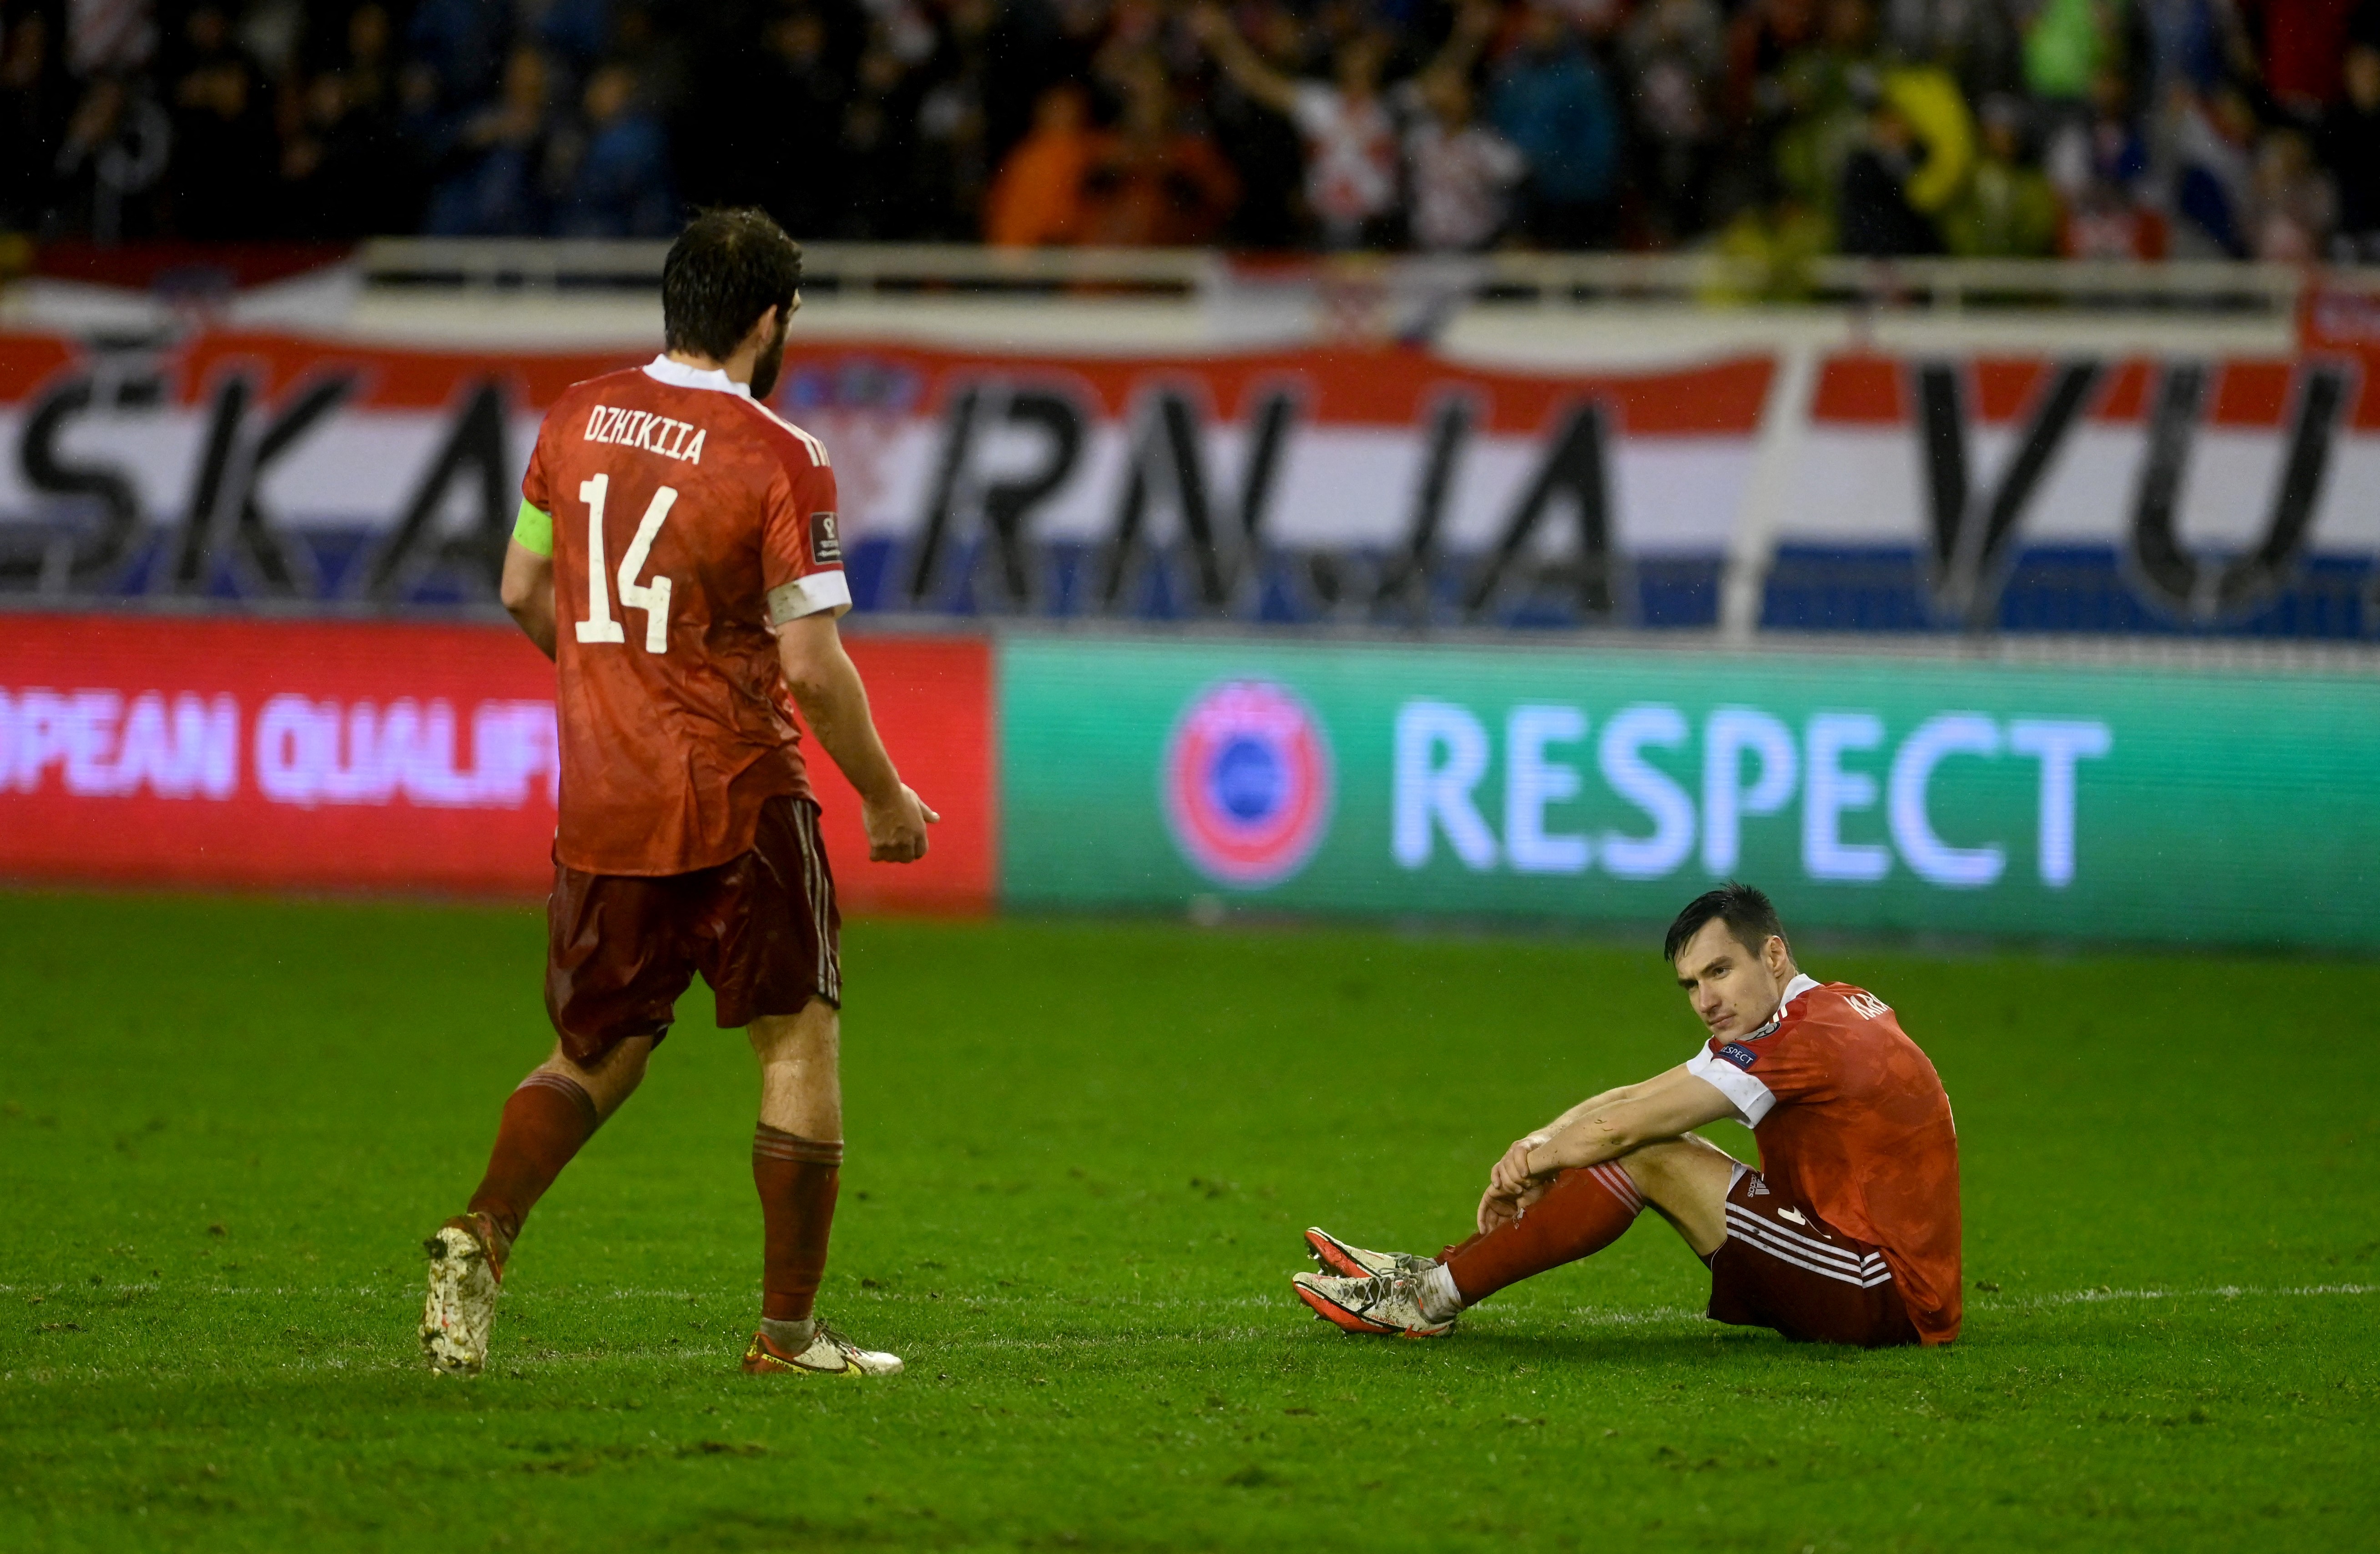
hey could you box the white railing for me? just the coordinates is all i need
[357,237,2380,318]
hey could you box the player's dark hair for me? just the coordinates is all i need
[661,208,803,363]
[1663,883,1787,964]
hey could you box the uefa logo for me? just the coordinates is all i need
[1163,680,1335,888]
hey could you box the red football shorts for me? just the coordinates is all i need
[1707,1166,1920,1348]
[543,795,841,1065]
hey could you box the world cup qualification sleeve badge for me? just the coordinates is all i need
[1162,680,1336,889]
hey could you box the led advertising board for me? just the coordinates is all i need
[1002,638,2380,948]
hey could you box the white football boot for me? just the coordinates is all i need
[420,1213,504,1376]
[741,1319,904,1376]
[1304,1226,1436,1280]
[1292,1268,1456,1338]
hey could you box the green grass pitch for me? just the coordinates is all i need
[3,891,2376,1552]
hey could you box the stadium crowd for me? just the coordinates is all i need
[1,0,2376,260]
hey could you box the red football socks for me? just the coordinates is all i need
[753,1125,842,1322]
[466,1070,602,1258]
[1440,1163,1646,1304]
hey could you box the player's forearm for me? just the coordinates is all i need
[1529,1109,1638,1174]
[1532,1069,1733,1175]
[507,596,557,660]
[1536,1084,1636,1141]
[782,636,903,805]
[498,540,558,661]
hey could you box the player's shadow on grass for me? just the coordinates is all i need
[1438,1327,1882,1367]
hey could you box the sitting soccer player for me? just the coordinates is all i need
[1294,883,1961,1348]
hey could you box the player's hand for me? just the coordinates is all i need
[1488,1133,1548,1198]
[863,784,938,863]
[1476,1175,1552,1235]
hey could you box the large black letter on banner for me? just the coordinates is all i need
[2127,361,2351,621]
[909,383,1086,607]
[14,369,152,589]
[1916,358,2098,628]
[1463,401,1613,622]
[367,379,512,600]
[1372,390,1473,621]
[166,371,356,596]
[1099,385,1295,613]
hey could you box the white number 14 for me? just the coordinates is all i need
[574,474,676,653]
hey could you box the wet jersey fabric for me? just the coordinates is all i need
[1685,975,1963,1343]
[521,356,849,876]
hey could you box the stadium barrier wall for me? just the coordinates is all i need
[998,636,2380,950]
[0,613,994,912]
[4,321,2378,636]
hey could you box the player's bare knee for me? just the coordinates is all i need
[543,1035,650,1117]
[1618,1137,1735,1201]
[748,999,838,1068]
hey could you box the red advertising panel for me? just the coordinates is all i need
[0,614,993,912]
[801,632,996,916]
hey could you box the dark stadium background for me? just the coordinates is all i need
[2,0,2376,257]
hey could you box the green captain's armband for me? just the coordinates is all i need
[512,499,554,557]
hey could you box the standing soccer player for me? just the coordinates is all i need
[420,209,936,1378]
[1293,883,1961,1347]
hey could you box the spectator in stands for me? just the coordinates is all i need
[2021,0,2114,117]
[1490,1,1623,247]
[423,43,557,236]
[163,3,276,239]
[1710,172,1833,298]
[2321,28,2380,257]
[282,4,416,238]
[1880,0,2025,104]
[1943,92,2059,254]
[1207,2,1311,248]
[2246,126,2333,257]
[837,13,934,239]
[682,4,851,239]
[1837,71,1950,252]
[2047,70,2163,256]
[6,0,2375,267]
[2168,81,2259,254]
[985,82,1097,246]
[1080,57,1242,246]
[406,0,510,115]
[2237,0,2364,120]
[1621,0,1725,244]
[554,61,674,237]
[1401,63,1526,250]
[1191,4,1405,248]
[1725,0,1823,132]
[1764,0,1881,238]
[2134,0,2245,107]
[908,0,1000,241]
[50,70,169,243]
[0,4,69,233]
[539,0,615,77]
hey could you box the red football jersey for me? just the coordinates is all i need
[520,356,849,876]
[1686,977,1963,1343]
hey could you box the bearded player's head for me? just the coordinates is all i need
[661,208,804,401]
[1665,882,1799,1041]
